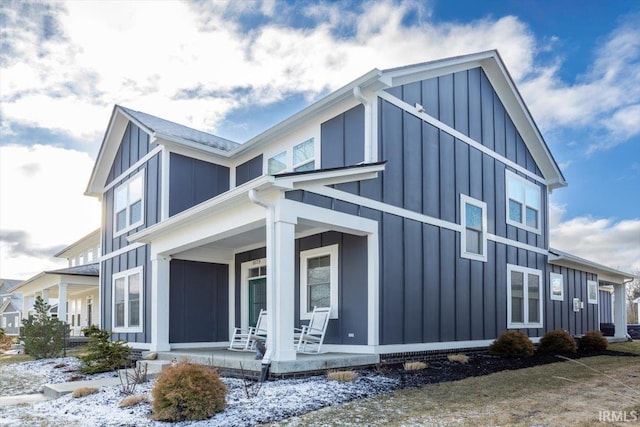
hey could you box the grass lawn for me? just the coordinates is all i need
[276,346,640,426]
[610,340,640,355]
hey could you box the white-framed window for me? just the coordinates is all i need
[507,264,543,328]
[266,137,316,175]
[550,272,564,301]
[460,194,487,262]
[300,244,338,320]
[587,280,598,304]
[112,266,143,332]
[114,171,144,236]
[506,170,541,234]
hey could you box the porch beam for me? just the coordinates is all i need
[150,256,171,351]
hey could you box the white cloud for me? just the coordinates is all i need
[549,202,640,273]
[0,145,100,279]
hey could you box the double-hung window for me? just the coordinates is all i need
[267,137,316,175]
[506,170,541,233]
[114,171,144,235]
[113,266,143,332]
[507,264,543,328]
[460,194,487,262]
[300,244,338,319]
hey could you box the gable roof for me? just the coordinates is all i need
[0,279,22,295]
[45,264,99,277]
[54,228,100,259]
[87,50,566,196]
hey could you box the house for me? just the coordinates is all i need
[12,229,100,336]
[85,50,633,368]
[1,279,23,336]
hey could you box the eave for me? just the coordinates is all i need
[548,248,635,284]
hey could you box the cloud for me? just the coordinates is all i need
[549,202,640,273]
[0,144,100,279]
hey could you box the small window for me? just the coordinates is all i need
[460,195,487,262]
[587,280,598,304]
[550,272,564,301]
[506,170,541,233]
[114,171,144,236]
[300,244,338,319]
[507,264,543,328]
[268,151,287,175]
[112,266,143,332]
[292,138,315,171]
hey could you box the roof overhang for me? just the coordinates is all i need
[54,228,101,258]
[548,248,635,284]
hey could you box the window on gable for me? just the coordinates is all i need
[300,244,338,320]
[506,170,541,233]
[507,264,543,328]
[293,138,315,171]
[113,267,143,332]
[460,194,487,262]
[114,171,144,236]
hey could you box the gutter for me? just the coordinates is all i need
[248,189,275,380]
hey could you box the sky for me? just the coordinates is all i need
[0,0,639,280]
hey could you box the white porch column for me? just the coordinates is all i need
[150,255,171,351]
[41,289,49,304]
[22,294,30,322]
[270,217,297,362]
[613,283,627,339]
[58,283,68,323]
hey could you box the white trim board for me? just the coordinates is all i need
[100,242,146,261]
[104,146,162,192]
[377,90,546,185]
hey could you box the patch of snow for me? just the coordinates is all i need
[0,358,399,426]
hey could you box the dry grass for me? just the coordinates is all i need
[327,370,358,382]
[403,361,428,371]
[71,387,99,398]
[275,354,640,426]
[120,394,149,408]
[0,353,33,366]
[609,341,640,355]
[447,354,469,364]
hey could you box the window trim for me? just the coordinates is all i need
[460,194,488,262]
[550,272,564,301]
[113,170,145,237]
[587,280,598,304]
[112,266,143,333]
[300,244,339,320]
[505,170,542,235]
[507,264,543,329]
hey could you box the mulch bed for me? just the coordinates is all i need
[365,349,639,389]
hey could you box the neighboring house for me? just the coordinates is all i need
[0,279,23,336]
[12,229,100,336]
[85,50,633,362]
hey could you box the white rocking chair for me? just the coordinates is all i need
[295,306,331,354]
[228,309,268,351]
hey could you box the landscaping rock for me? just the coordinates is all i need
[142,352,158,360]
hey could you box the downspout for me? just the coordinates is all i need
[248,189,275,380]
[353,86,372,163]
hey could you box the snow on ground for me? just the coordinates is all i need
[0,358,399,426]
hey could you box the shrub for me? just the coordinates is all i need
[151,361,227,421]
[120,394,148,408]
[447,354,469,364]
[81,324,101,337]
[79,328,132,374]
[489,331,534,358]
[21,296,67,359]
[0,329,12,351]
[71,387,99,398]
[403,361,428,371]
[579,330,608,352]
[327,370,357,382]
[538,329,577,354]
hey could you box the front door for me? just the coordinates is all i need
[248,277,266,327]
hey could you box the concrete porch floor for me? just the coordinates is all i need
[150,348,380,377]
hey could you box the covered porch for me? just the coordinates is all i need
[11,265,100,336]
[128,165,384,364]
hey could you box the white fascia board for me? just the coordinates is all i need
[228,70,383,158]
[127,176,274,244]
[272,163,386,190]
[548,248,634,282]
[53,229,101,258]
[155,134,234,160]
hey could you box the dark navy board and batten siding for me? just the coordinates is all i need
[234,232,368,346]
[548,265,599,334]
[598,289,613,324]
[169,153,230,216]
[236,155,263,186]
[169,260,228,343]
